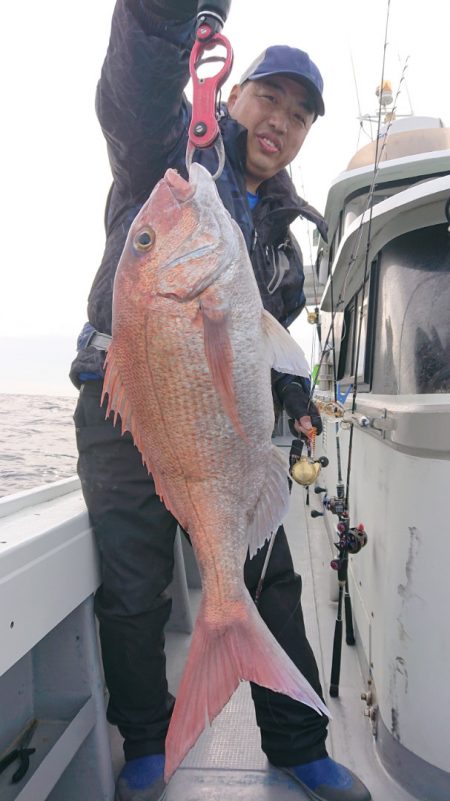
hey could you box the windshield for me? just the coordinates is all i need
[371,224,450,394]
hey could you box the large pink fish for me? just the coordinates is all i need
[102,163,329,780]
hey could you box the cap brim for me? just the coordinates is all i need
[247,71,325,116]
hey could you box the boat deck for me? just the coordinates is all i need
[0,442,421,800]
[108,438,417,801]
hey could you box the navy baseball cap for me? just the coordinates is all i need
[239,45,325,116]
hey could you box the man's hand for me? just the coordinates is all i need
[293,415,316,438]
[280,379,323,437]
[197,0,231,24]
[196,1,231,34]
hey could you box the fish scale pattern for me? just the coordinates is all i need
[102,163,329,781]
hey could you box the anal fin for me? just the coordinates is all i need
[247,445,290,557]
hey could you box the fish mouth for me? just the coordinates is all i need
[165,169,195,202]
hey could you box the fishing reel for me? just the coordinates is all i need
[311,482,368,573]
[289,438,329,487]
[312,484,368,567]
[330,522,368,571]
[311,485,346,517]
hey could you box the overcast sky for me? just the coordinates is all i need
[0,0,449,395]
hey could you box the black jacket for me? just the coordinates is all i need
[70,0,327,383]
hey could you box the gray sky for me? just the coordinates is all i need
[0,0,449,395]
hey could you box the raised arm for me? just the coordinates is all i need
[96,0,198,199]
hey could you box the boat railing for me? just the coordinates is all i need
[0,477,194,801]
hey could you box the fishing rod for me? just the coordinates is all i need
[306,53,410,410]
[302,0,398,697]
[287,392,364,698]
[308,268,367,696]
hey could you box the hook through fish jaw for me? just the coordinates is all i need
[186,135,226,181]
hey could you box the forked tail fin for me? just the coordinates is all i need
[164,591,330,780]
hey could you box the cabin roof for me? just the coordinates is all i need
[347,126,450,170]
[318,118,450,257]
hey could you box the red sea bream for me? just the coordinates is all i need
[102,162,330,780]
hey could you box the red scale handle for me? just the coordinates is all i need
[188,25,233,150]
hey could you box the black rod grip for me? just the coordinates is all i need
[329,618,343,697]
[345,585,355,645]
[330,584,344,697]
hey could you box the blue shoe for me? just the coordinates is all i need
[115,755,167,801]
[279,757,371,801]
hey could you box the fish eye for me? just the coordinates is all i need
[133,227,155,252]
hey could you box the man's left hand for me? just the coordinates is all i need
[280,379,323,437]
[293,415,317,438]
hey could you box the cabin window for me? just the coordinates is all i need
[338,298,356,380]
[337,210,344,244]
[343,185,415,235]
[344,196,367,232]
[328,232,336,268]
[337,278,372,388]
[371,224,450,394]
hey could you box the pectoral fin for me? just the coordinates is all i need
[262,309,310,377]
[201,296,247,439]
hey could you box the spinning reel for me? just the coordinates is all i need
[289,437,329,488]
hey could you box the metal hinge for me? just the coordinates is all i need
[361,679,378,737]
[342,408,395,434]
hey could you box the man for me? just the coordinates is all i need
[70,2,371,800]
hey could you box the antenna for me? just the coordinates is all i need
[397,50,414,115]
[349,48,370,149]
[350,48,363,120]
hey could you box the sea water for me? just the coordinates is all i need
[0,393,78,497]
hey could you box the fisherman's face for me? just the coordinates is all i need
[227,75,316,193]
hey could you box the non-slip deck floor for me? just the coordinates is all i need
[109,441,417,801]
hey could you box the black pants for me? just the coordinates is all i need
[74,380,328,767]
